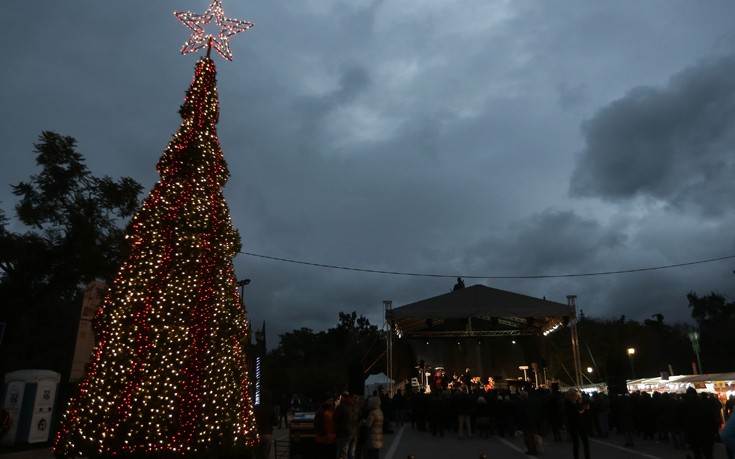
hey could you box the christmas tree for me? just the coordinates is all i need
[53,3,257,457]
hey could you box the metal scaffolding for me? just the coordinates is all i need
[567,295,583,387]
[384,300,394,397]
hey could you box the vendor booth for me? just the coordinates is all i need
[627,371,735,398]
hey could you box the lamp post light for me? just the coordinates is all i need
[237,278,251,307]
[627,347,636,379]
[237,278,252,345]
[688,331,702,375]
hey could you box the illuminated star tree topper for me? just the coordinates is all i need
[175,0,253,61]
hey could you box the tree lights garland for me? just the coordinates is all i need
[175,0,253,61]
[53,55,258,457]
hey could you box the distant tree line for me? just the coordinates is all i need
[262,311,388,401]
[546,294,735,387]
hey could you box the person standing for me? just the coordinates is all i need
[461,368,472,390]
[565,389,591,459]
[361,396,384,459]
[254,391,279,459]
[475,396,491,438]
[613,393,635,447]
[315,396,337,459]
[722,410,735,459]
[455,390,473,438]
[547,389,564,442]
[678,387,720,459]
[427,389,446,437]
[334,392,360,459]
[392,389,407,427]
[724,395,735,459]
[518,391,539,456]
[278,393,290,429]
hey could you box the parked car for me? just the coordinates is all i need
[289,411,317,458]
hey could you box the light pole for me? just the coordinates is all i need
[384,300,394,397]
[237,278,251,307]
[627,348,636,379]
[688,331,702,375]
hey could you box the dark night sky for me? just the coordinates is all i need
[3,1,735,347]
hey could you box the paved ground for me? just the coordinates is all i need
[378,425,730,459]
[1,425,730,459]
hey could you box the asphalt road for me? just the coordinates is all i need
[1,424,730,459]
[378,425,728,459]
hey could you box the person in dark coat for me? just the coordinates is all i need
[455,389,474,438]
[565,388,591,459]
[475,395,491,438]
[278,394,290,429]
[334,392,360,459]
[518,391,540,455]
[613,393,635,447]
[722,411,735,459]
[392,389,407,427]
[722,395,734,459]
[678,388,720,459]
[254,391,279,459]
[427,390,446,437]
[547,389,564,441]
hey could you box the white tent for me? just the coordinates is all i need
[364,372,394,395]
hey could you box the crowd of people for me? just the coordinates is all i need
[252,389,387,459]
[260,377,735,459]
[396,383,734,459]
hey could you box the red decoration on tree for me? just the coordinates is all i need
[175,0,253,61]
[53,56,258,457]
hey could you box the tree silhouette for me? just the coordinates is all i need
[0,132,142,378]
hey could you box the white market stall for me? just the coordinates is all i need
[626,372,735,398]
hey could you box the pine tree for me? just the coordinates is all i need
[53,56,257,457]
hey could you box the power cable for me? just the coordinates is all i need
[240,252,735,280]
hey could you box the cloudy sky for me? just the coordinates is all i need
[4,1,735,347]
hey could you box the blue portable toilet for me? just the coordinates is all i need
[1,369,61,445]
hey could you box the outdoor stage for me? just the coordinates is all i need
[387,284,576,391]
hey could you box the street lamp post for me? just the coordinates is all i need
[237,278,251,307]
[688,331,702,375]
[627,348,636,379]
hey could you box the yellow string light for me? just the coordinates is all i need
[54,56,258,457]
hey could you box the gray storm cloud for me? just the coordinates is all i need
[571,55,735,217]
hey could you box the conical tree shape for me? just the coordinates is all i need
[54,57,257,457]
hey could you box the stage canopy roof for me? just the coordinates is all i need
[391,284,571,338]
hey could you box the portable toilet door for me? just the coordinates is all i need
[3,369,61,444]
[1,378,26,445]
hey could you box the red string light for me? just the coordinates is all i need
[53,56,258,457]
